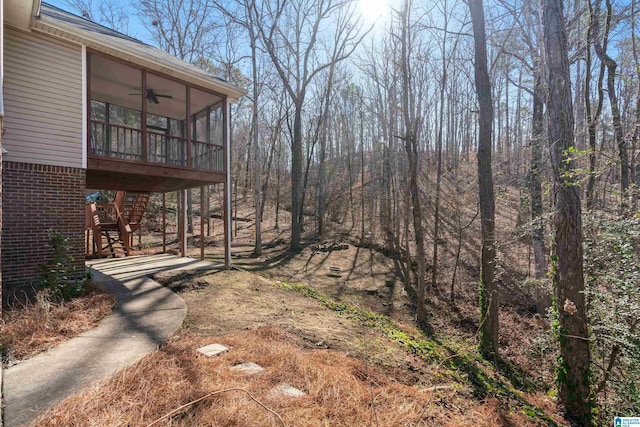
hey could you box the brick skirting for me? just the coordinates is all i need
[2,161,86,303]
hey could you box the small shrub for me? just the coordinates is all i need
[38,229,89,301]
[583,215,640,422]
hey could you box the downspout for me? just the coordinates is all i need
[1,0,4,119]
[1,1,5,416]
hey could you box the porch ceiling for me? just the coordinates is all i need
[91,55,222,120]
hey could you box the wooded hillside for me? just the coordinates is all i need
[69,0,640,424]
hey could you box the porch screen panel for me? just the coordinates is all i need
[89,55,142,161]
[191,87,223,171]
[146,74,187,167]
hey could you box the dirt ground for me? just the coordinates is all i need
[140,195,555,392]
[145,250,564,426]
[153,266,430,385]
[48,186,563,425]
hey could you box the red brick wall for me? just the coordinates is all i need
[2,161,86,303]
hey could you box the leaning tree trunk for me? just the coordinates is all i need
[543,0,593,423]
[469,0,498,358]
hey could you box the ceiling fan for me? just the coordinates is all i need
[128,89,173,104]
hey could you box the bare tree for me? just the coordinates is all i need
[138,0,220,64]
[253,0,369,251]
[214,0,265,255]
[631,0,640,206]
[592,0,630,214]
[393,0,430,324]
[66,0,131,33]
[469,0,498,358]
[584,0,606,210]
[430,0,463,292]
[543,0,593,423]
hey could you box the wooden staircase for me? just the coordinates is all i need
[86,191,150,258]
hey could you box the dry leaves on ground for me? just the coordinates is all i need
[33,326,544,427]
[1,291,115,365]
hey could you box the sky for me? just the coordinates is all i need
[44,0,155,44]
[43,0,391,47]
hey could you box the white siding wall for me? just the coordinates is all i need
[3,28,83,168]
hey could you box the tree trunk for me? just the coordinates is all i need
[530,70,547,282]
[317,123,327,237]
[260,133,276,223]
[605,59,629,213]
[469,0,498,359]
[432,0,449,293]
[594,0,629,214]
[543,0,593,423]
[360,108,365,240]
[187,189,193,234]
[399,0,427,324]
[406,141,427,323]
[275,151,281,230]
[585,0,606,210]
[252,36,262,256]
[632,0,640,212]
[291,103,303,251]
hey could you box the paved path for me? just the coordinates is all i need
[3,254,219,427]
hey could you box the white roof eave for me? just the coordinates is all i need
[31,16,245,101]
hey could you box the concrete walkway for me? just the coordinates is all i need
[3,254,220,427]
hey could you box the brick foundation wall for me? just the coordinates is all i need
[2,161,86,303]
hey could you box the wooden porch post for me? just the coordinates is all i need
[180,188,187,257]
[224,97,232,268]
[186,86,192,168]
[141,69,148,162]
[86,52,92,157]
[162,192,166,253]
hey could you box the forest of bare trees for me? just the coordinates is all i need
[70,0,640,424]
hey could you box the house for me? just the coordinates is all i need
[1,0,242,302]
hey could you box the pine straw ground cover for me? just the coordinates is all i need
[34,327,554,427]
[1,290,115,366]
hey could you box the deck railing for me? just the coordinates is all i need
[192,140,224,171]
[91,121,142,161]
[90,120,224,172]
[147,130,188,167]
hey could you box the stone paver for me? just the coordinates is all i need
[197,343,229,357]
[272,383,306,397]
[230,362,264,374]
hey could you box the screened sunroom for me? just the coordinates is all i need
[86,53,228,192]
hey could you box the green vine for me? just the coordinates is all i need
[276,281,559,425]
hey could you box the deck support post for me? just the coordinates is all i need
[224,98,232,268]
[162,192,166,253]
[180,188,187,257]
[200,186,205,261]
